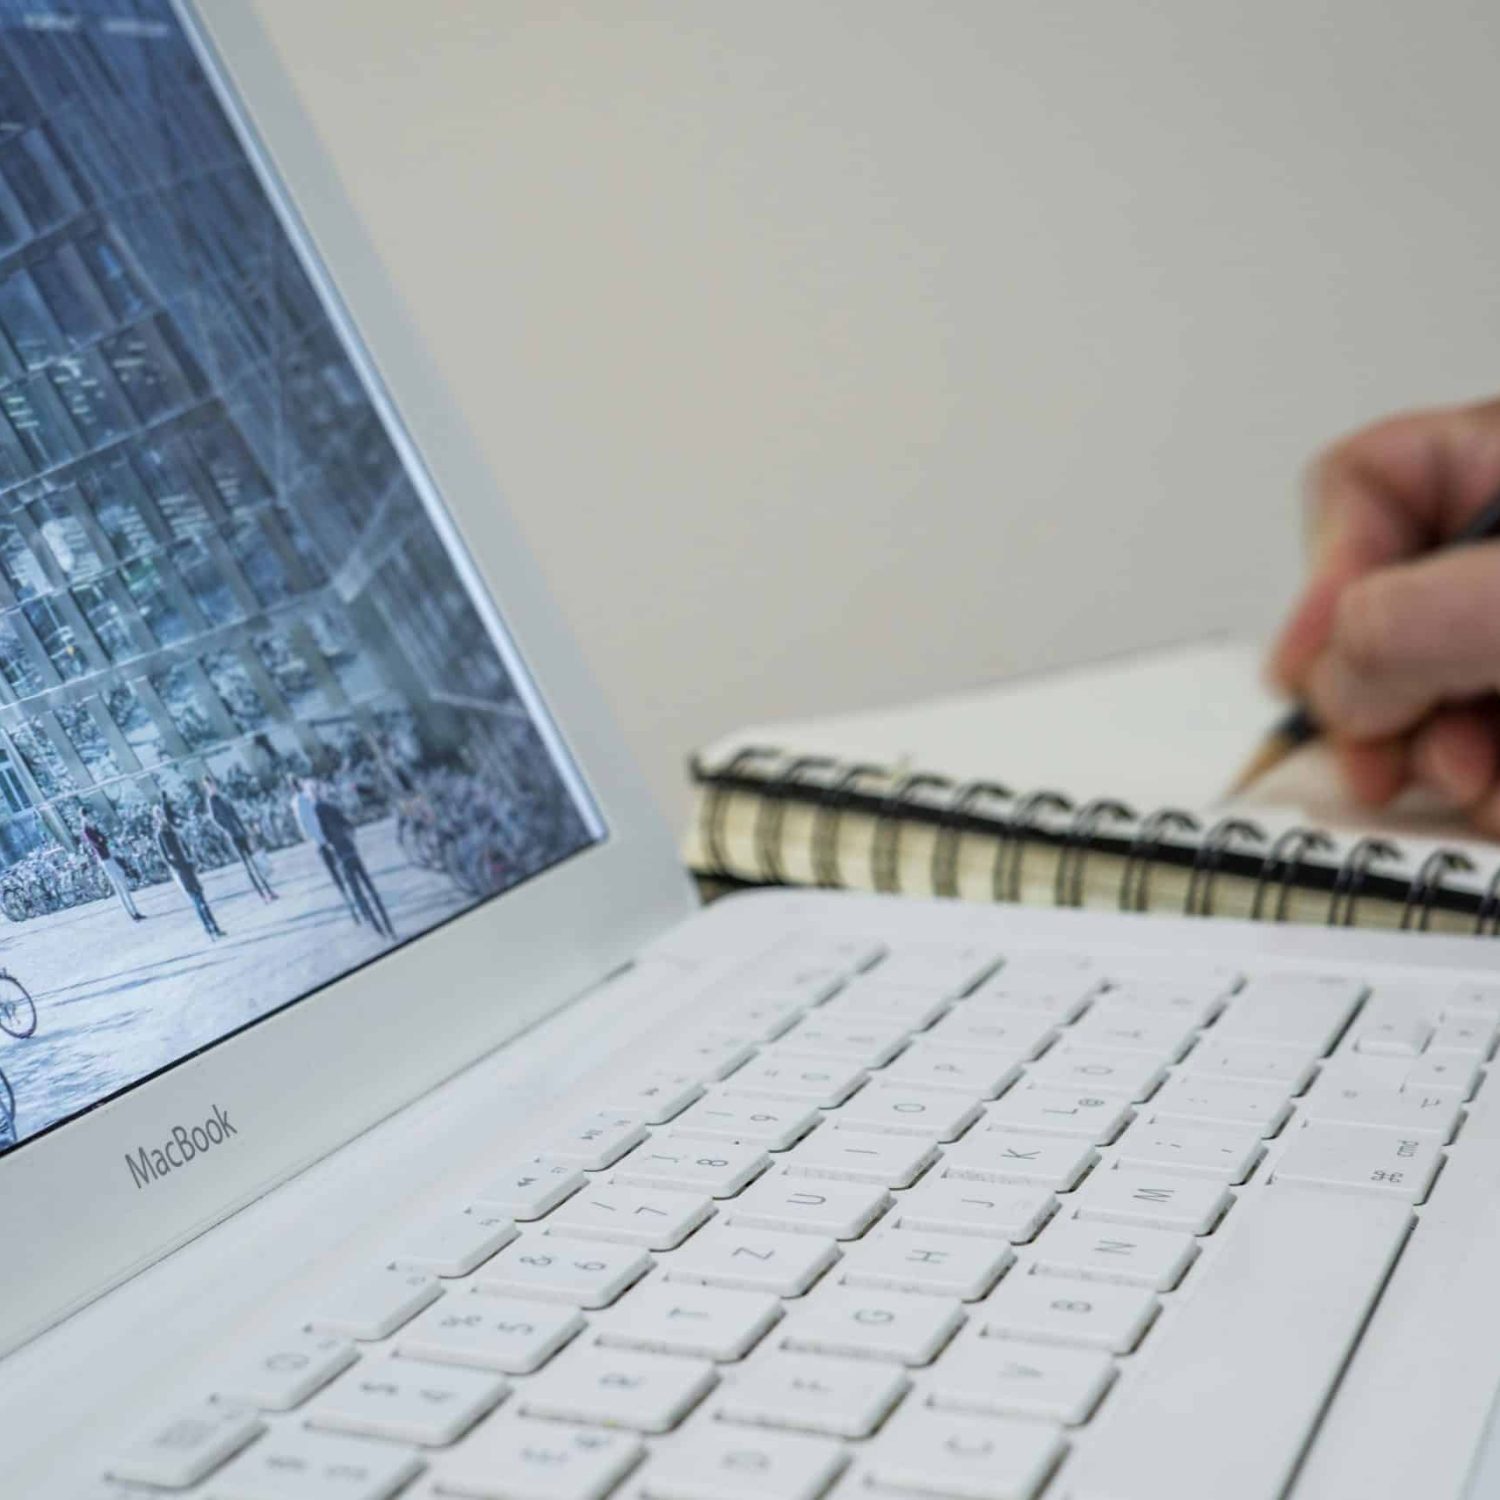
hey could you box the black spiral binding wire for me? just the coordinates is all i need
[993,790,1075,904]
[1184,817,1267,917]
[1326,837,1401,927]
[810,762,887,889]
[1401,848,1475,932]
[931,780,1012,898]
[871,772,954,893]
[1055,799,1136,908]
[694,746,780,877]
[754,755,837,884]
[1118,807,1200,913]
[1476,865,1500,936]
[1250,827,1335,923]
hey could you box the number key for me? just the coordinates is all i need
[476,1235,650,1307]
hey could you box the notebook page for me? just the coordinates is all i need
[698,636,1279,811]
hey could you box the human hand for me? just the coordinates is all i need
[1268,397,1500,832]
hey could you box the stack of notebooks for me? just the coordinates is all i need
[684,639,1500,937]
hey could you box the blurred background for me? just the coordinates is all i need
[247,0,1500,821]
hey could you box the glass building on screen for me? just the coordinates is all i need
[0,4,563,866]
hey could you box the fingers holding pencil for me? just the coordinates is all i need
[1264,397,1500,833]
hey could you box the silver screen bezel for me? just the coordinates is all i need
[0,0,694,1357]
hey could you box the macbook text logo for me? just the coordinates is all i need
[126,1105,238,1189]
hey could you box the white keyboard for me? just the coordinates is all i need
[99,934,1498,1500]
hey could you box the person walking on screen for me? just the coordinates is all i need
[308,777,396,940]
[154,800,225,939]
[80,811,143,922]
[291,773,361,924]
[203,773,276,903]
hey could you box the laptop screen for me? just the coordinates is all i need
[0,1,604,1157]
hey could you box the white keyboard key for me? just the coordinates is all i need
[544,1113,648,1171]
[983,1086,1132,1143]
[782,1126,938,1187]
[1098,979,1228,1029]
[965,979,1094,1025]
[472,1159,586,1221]
[940,1127,1097,1190]
[665,1033,757,1082]
[544,1184,713,1250]
[1215,975,1364,1054]
[109,1404,264,1489]
[716,1350,908,1437]
[397,1294,583,1374]
[868,945,999,996]
[742,935,883,993]
[1301,1078,1462,1140]
[924,1009,1058,1058]
[779,1015,909,1067]
[603,1073,705,1125]
[1113,1118,1263,1183]
[839,1226,1012,1300]
[836,1082,981,1140]
[972,966,1092,1026]
[1066,1007,1196,1059]
[1146,1075,1291,1135]
[1074,1165,1231,1234]
[1272,1122,1442,1202]
[610,1132,769,1198]
[726,1052,867,1107]
[390,1210,517,1277]
[1402,1053,1480,1100]
[1442,983,1500,1024]
[1097,958,1241,993]
[435,1418,641,1500]
[727,1170,890,1238]
[881,1041,1023,1099]
[637,1422,847,1500]
[1063,1186,1411,1500]
[782,1284,964,1364]
[979,951,1096,988]
[1032,1216,1196,1290]
[518,1345,717,1433]
[598,1280,781,1360]
[928,1332,1113,1423]
[309,1355,507,1446]
[477,1236,650,1308]
[215,1329,358,1411]
[311,1267,443,1340]
[1427,1016,1498,1058]
[664,1225,838,1295]
[821,983,952,1031]
[726,994,817,1043]
[211,1429,421,1500]
[1024,1046,1166,1102]
[981,1272,1157,1352]
[894,1172,1056,1243]
[864,1403,1064,1500]
[674,1096,820,1151]
[1179,1038,1319,1091]
[1354,1015,1433,1056]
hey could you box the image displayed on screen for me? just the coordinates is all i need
[0,2,603,1156]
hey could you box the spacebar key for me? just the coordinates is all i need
[1065,1185,1411,1500]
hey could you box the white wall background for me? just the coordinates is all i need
[246,0,1500,820]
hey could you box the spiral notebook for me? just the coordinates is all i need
[684,638,1500,937]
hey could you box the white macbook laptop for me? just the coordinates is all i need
[4,4,1500,1498]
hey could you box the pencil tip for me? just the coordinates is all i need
[1227,733,1295,798]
